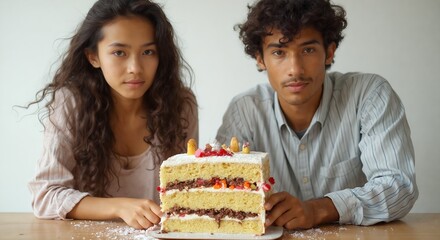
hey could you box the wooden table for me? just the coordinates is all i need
[0,213,439,239]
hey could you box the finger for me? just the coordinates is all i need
[265,191,288,211]
[266,201,292,227]
[273,207,298,227]
[136,212,155,229]
[143,207,161,225]
[150,202,163,217]
[128,218,145,230]
[283,215,307,230]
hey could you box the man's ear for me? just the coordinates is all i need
[255,53,266,72]
[85,49,100,68]
[325,42,337,65]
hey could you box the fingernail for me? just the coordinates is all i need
[264,203,272,210]
[265,217,271,226]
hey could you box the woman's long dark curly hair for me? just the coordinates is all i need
[237,0,347,69]
[27,0,195,197]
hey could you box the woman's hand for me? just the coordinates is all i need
[67,196,162,229]
[114,198,162,229]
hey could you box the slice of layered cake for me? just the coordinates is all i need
[158,138,274,235]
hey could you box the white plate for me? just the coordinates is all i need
[148,226,283,239]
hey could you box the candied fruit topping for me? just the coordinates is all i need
[156,186,165,193]
[230,137,240,152]
[187,139,197,155]
[268,177,275,185]
[164,177,262,191]
[194,144,233,158]
[262,183,271,192]
[242,142,250,154]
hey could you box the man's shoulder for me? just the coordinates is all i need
[329,71,390,93]
[230,83,275,106]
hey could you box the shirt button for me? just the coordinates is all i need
[299,144,306,150]
[302,176,309,183]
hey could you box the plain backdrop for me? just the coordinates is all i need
[1,0,439,213]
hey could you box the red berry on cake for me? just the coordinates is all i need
[268,177,275,185]
[262,183,271,192]
[195,148,203,157]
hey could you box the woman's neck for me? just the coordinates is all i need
[112,94,146,122]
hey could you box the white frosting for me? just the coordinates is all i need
[161,151,269,167]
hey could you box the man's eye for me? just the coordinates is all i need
[303,48,315,54]
[113,51,125,57]
[272,50,284,56]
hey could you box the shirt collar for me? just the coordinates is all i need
[274,73,333,130]
[312,73,333,126]
[274,91,288,129]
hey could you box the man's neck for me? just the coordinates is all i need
[278,92,322,132]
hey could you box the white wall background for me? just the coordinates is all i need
[1,0,439,213]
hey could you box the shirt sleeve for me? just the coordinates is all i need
[216,97,252,146]
[325,78,418,225]
[28,90,89,220]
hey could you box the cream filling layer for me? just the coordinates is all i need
[162,214,261,222]
[163,186,270,198]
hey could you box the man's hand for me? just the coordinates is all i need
[264,191,339,230]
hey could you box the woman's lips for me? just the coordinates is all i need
[124,80,145,88]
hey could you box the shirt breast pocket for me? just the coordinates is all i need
[320,157,363,178]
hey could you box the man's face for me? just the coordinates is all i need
[256,27,335,111]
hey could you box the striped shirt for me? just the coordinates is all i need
[216,72,418,225]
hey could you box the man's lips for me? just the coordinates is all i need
[284,81,308,92]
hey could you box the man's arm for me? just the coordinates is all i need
[326,78,418,225]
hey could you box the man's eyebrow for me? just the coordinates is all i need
[266,43,287,48]
[266,39,320,49]
[299,39,320,46]
[108,41,156,47]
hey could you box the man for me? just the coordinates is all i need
[216,0,418,230]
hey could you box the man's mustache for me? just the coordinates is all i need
[281,76,312,86]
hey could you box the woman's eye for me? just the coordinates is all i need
[113,51,125,57]
[143,49,155,55]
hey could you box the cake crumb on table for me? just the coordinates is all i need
[70,220,159,239]
[284,226,348,240]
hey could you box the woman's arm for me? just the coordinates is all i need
[67,196,161,229]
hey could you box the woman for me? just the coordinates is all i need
[28,0,198,229]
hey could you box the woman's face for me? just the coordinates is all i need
[87,16,159,101]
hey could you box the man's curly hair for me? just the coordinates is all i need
[236,0,347,69]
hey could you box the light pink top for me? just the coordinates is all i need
[28,89,198,219]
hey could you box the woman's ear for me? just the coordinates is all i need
[85,49,101,68]
[255,53,266,72]
[325,42,337,65]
